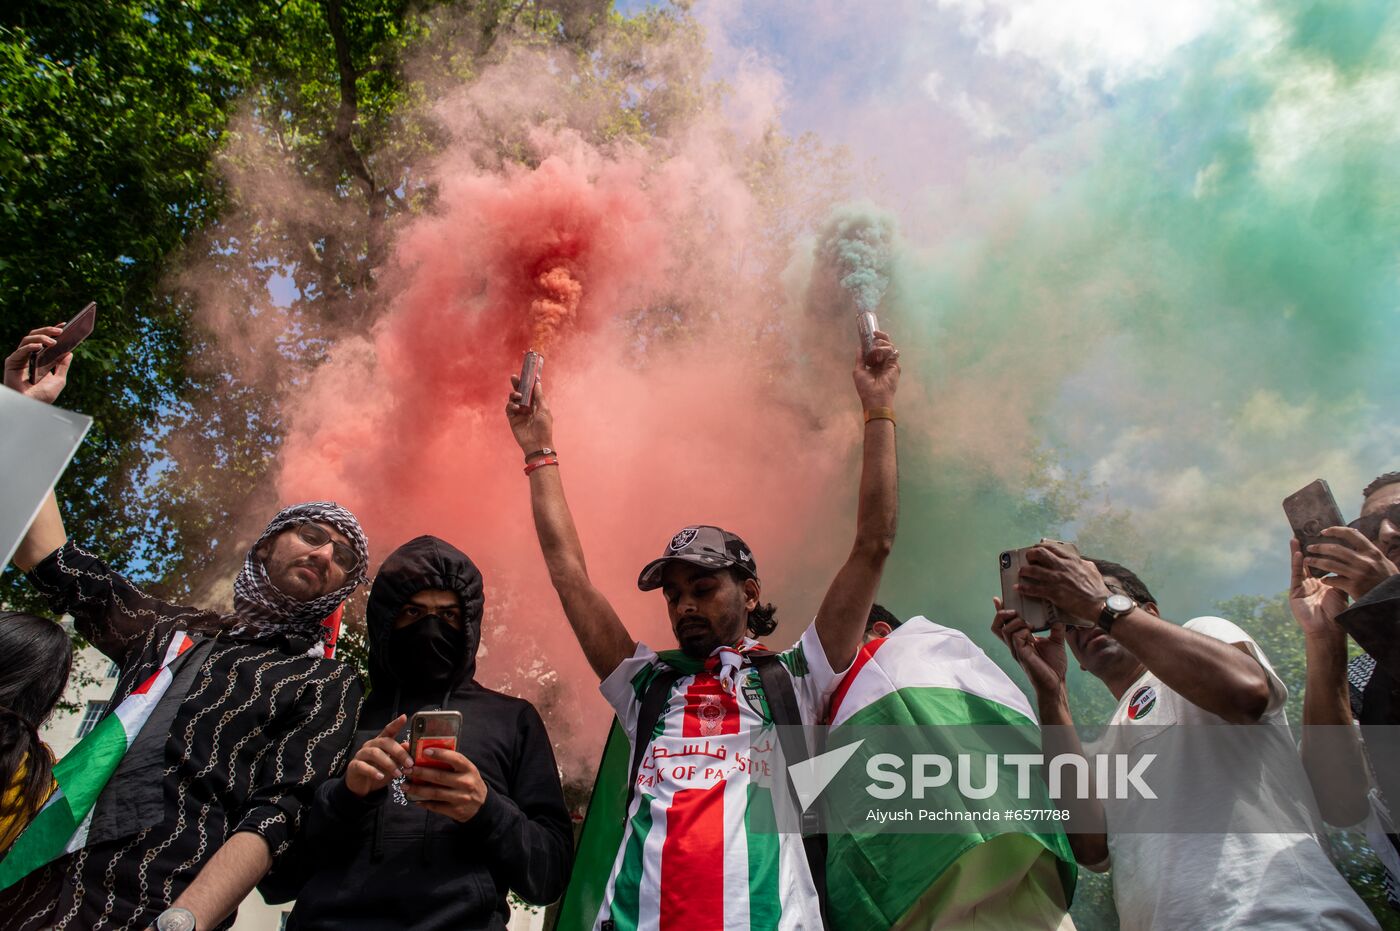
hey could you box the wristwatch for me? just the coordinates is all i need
[1097,594,1137,632]
[155,907,196,931]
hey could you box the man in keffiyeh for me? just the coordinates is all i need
[1,327,371,931]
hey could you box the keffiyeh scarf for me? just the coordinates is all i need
[229,501,369,645]
[704,637,763,695]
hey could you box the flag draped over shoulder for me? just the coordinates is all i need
[824,616,1076,930]
[555,624,1075,931]
[0,631,196,891]
[555,650,703,931]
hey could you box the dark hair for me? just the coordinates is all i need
[729,568,778,637]
[1363,472,1400,501]
[0,613,73,852]
[866,603,901,631]
[1089,559,1157,607]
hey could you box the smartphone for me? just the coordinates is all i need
[1283,479,1346,578]
[857,312,879,361]
[29,302,96,382]
[999,539,1092,632]
[406,709,462,801]
[518,350,543,410]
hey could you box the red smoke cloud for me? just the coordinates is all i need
[272,126,866,776]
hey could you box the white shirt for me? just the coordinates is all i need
[1097,616,1377,930]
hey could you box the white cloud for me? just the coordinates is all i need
[937,0,1225,96]
[949,90,1012,140]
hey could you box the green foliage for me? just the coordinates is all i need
[0,0,643,613]
[0,1,251,610]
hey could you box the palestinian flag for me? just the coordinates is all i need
[555,649,701,931]
[824,616,1076,930]
[0,631,196,890]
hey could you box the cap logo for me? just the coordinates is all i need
[669,527,700,552]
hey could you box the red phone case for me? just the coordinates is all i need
[413,735,457,770]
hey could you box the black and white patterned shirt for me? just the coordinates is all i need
[1,542,363,931]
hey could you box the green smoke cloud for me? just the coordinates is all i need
[859,2,1400,685]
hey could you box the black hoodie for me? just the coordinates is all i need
[269,536,572,930]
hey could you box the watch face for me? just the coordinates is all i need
[157,909,196,931]
[1106,594,1134,614]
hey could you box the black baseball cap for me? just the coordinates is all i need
[637,525,760,591]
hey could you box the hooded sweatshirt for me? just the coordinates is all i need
[270,536,573,930]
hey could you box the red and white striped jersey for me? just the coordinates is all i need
[595,622,846,931]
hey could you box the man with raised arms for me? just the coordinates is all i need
[504,332,900,931]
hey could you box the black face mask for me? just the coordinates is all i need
[387,614,465,691]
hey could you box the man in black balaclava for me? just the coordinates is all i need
[269,535,572,931]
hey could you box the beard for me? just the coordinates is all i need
[675,613,745,659]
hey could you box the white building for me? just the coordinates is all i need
[40,634,546,931]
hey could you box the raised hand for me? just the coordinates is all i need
[1289,538,1349,640]
[992,597,1068,699]
[1306,527,1398,600]
[4,325,72,404]
[506,371,554,454]
[1016,543,1111,622]
[345,715,413,797]
[853,329,900,411]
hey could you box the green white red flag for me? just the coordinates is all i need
[824,616,1076,929]
[0,631,196,890]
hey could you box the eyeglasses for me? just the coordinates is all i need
[294,523,360,574]
[1347,504,1400,542]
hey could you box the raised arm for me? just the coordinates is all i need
[1288,539,1371,826]
[991,603,1109,869]
[812,331,900,672]
[4,326,74,570]
[506,374,636,680]
[1019,546,1272,723]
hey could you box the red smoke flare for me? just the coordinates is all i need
[274,133,863,776]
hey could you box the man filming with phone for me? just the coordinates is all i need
[266,535,572,930]
[1,328,367,931]
[992,545,1375,930]
[504,331,900,930]
[1290,471,1400,912]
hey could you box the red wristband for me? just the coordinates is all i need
[523,456,559,476]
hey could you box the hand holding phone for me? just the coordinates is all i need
[345,714,413,798]
[4,323,79,405]
[1283,480,1346,578]
[992,595,1069,698]
[31,303,96,378]
[405,710,462,801]
[999,539,1096,631]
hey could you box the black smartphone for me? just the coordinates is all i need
[1283,479,1346,578]
[29,302,96,382]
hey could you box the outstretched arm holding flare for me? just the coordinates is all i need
[810,332,900,672]
[505,330,901,678]
[505,375,636,680]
